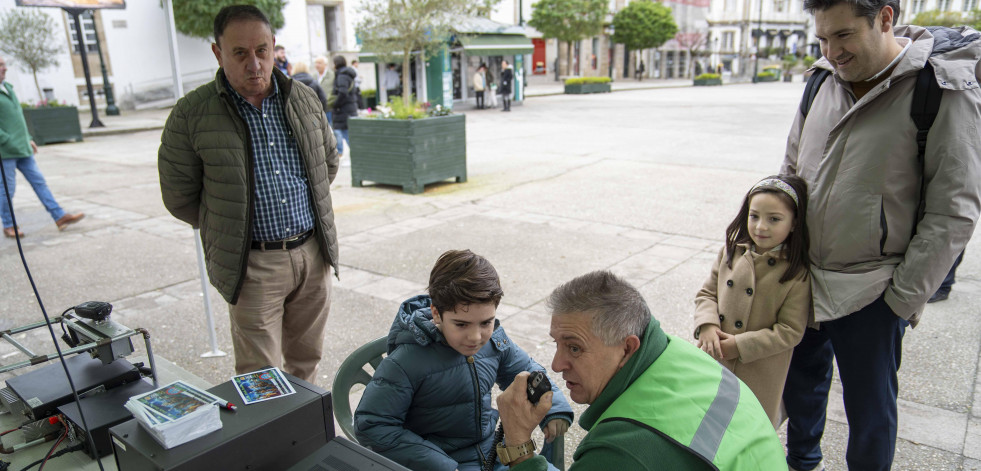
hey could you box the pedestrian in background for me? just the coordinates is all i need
[499,60,513,112]
[158,5,339,383]
[314,55,335,126]
[486,65,498,109]
[780,0,981,468]
[274,45,291,76]
[694,175,811,428]
[0,56,84,238]
[291,62,330,117]
[383,63,400,101]
[472,64,486,109]
[331,55,360,161]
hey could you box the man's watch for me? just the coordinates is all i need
[497,439,536,465]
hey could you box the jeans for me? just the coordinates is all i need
[325,111,333,128]
[333,129,348,155]
[783,295,908,471]
[0,156,66,228]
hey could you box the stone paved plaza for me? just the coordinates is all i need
[0,81,979,469]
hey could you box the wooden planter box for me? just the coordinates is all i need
[348,114,466,194]
[755,74,779,83]
[564,83,611,94]
[693,78,722,86]
[22,107,83,145]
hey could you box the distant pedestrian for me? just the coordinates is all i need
[382,63,400,101]
[500,60,513,112]
[694,175,811,428]
[929,251,963,303]
[472,64,486,109]
[486,66,498,108]
[636,61,645,80]
[0,56,84,238]
[331,55,360,159]
[274,45,291,76]
[314,55,335,125]
[291,61,330,116]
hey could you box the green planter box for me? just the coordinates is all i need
[348,114,467,194]
[22,107,83,145]
[693,78,722,86]
[755,74,779,83]
[564,83,611,94]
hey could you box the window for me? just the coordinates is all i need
[939,0,952,10]
[725,0,736,12]
[723,31,735,50]
[964,0,977,11]
[66,11,98,54]
[774,0,786,12]
[912,0,926,13]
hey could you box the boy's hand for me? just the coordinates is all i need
[697,324,724,361]
[543,419,568,444]
[718,331,739,360]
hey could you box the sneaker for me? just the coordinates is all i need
[928,289,950,303]
[55,213,85,231]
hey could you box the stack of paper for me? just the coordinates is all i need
[124,381,222,449]
[231,367,295,405]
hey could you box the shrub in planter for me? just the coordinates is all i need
[564,76,612,94]
[756,71,779,82]
[20,100,82,145]
[348,98,466,194]
[361,88,377,110]
[693,73,722,86]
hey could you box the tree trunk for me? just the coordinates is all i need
[31,68,43,102]
[402,48,412,107]
[566,41,573,76]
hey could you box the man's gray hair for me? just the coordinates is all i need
[546,270,650,346]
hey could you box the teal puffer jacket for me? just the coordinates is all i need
[354,295,574,471]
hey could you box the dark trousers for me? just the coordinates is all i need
[783,295,908,471]
[937,251,964,293]
[502,94,510,111]
[475,91,485,109]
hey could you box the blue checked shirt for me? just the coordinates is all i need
[226,77,315,242]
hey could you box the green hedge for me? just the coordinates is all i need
[564,76,612,85]
[694,73,720,80]
[361,88,377,99]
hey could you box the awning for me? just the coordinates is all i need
[459,34,533,56]
[359,50,420,64]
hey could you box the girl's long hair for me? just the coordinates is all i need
[724,174,811,283]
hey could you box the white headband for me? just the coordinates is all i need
[752,178,799,207]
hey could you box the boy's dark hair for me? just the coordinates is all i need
[725,174,811,283]
[213,5,270,48]
[428,250,504,314]
[803,0,900,26]
[333,55,347,70]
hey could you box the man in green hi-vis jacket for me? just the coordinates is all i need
[496,271,786,471]
[0,56,84,239]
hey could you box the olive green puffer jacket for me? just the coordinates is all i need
[159,68,339,304]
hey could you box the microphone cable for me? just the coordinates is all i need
[0,154,105,470]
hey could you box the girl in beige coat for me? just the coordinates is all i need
[694,175,812,428]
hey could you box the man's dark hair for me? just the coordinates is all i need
[803,0,900,26]
[213,5,271,47]
[428,250,504,314]
[333,55,347,70]
[275,45,285,51]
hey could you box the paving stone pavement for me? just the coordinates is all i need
[1,81,979,470]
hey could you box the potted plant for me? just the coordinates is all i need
[756,65,781,82]
[781,54,798,82]
[361,89,377,110]
[564,77,612,94]
[693,73,722,86]
[0,9,80,145]
[348,98,466,194]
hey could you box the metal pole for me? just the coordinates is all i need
[195,229,227,358]
[753,0,763,83]
[164,0,185,99]
[91,13,119,115]
[65,9,104,127]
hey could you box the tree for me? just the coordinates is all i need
[357,0,484,107]
[912,9,968,27]
[675,31,706,77]
[0,8,62,102]
[529,0,608,76]
[611,0,677,80]
[170,0,286,40]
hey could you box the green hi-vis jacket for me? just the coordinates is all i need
[513,319,785,471]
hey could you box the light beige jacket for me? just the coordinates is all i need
[781,25,981,325]
[694,244,811,427]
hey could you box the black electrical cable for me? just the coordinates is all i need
[0,155,104,470]
[16,442,85,471]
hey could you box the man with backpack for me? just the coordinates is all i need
[780,1,981,470]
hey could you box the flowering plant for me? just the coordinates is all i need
[366,96,454,120]
[20,99,70,109]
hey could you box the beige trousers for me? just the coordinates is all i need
[228,237,332,383]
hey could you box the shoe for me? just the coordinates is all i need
[3,227,24,238]
[789,461,824,471]
[55,213,85,231]
[928,289,950,303]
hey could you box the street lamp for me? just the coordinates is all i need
[752,0,763,83]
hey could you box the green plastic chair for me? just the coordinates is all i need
[331,336,566,470]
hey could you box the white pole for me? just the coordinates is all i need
[164,0,185,99]
[194,229,227,358]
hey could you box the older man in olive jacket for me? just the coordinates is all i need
[158,5,339,383]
